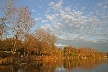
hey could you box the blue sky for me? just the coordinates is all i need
[0,0,108,51]
[15,0,108,43]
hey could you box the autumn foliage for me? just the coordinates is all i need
[0,0,108,60]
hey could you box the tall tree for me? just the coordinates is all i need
[34,28,56,55]
[35,28,56,47]
[0,0,36,54]
[26,34,39,55]
[3,6,36,54]
[7,6,35,40]
[0,0,14,40]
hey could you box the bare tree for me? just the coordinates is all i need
[7,6,35,40]
[0,0,36,54]
[0,0,14,40]
[35,28,56,46]
[10,6,36,54]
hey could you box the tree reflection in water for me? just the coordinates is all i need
[0,58,108,72]
[63,59,108,70]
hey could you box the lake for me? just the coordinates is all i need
[0,58,108,72]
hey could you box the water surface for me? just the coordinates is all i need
[0,58,108,72]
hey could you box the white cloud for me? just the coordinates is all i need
[39,6,42,8]
[46,14,58,21]
[49,2,54,6]
[34,17,42,21]
[32,10,35,12]
[53,0,63,11]
[55,43,68,47]
[42,0,108,43]
[42,20,48,23]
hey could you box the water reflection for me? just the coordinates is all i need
[0,57,108,72]
[63,59,108,70]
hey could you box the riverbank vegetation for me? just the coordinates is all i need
[0,0,108,64]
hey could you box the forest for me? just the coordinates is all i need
[0,0,108,64]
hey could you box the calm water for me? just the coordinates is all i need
[0,58,108,72]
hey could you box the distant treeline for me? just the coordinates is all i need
[64,46,108,59]
[0,34,108,59]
